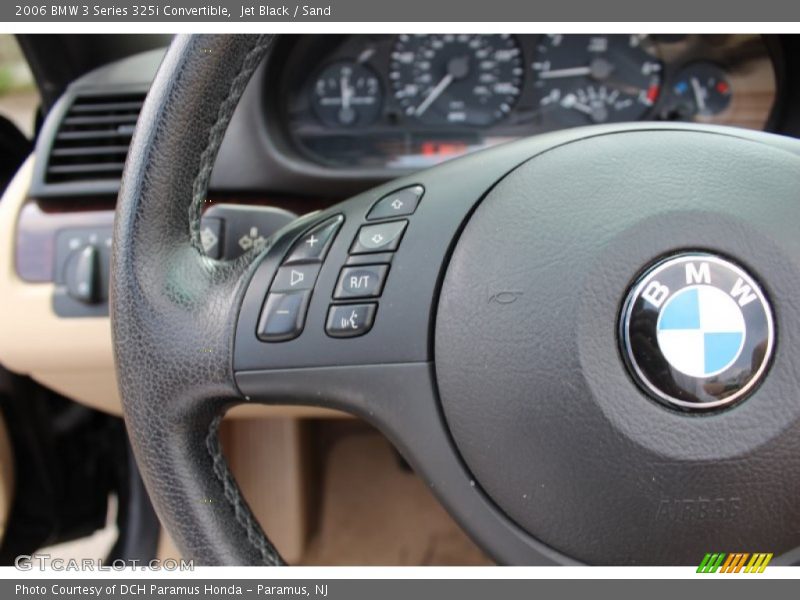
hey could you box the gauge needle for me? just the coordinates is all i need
[539,59,614,81]
[340,74,353,109]
[691,77,707,113]
[414,73,454,117]
[538,66,592,79]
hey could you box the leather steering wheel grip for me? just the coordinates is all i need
[111,34,284,565]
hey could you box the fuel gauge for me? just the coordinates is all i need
[671,62,732,118]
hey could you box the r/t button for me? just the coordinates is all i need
[334,265,389,299]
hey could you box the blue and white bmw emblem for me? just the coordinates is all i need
[621,253,774,410]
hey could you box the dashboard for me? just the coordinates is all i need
[276,34,778,171]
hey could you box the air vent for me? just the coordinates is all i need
[45,92,146,185]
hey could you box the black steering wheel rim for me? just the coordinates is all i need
[112,34,284,565]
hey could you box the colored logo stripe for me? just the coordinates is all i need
[745,553,773,573]
[720,553,748,573]
[697,553,726,573]
[697,552,773,573]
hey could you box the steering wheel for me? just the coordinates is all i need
[112,34,800,565]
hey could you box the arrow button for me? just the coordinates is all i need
[350,220,408,254]
[367,185,424,220]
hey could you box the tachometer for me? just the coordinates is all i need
[532,34,662,126]
[311,61,383,128]
[389,34,524,127]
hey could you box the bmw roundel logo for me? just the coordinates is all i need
[620,253,775,410]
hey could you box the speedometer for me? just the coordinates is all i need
[532,34,662,126]
[389,34,523,127]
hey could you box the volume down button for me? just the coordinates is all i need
[257,291,312,342]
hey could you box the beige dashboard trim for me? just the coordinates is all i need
[0,156,118,414]
[0,157,345,419]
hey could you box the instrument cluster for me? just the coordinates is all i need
[277,35,778,170]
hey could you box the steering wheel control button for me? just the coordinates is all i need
[325,303,377,338]
[334,265,389,299]
[620,253,774,411]
[284,215,344,265]
[367,185,424,220]
[257,291,312,342]
[270,264,321,293]
[350,220,408,254]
